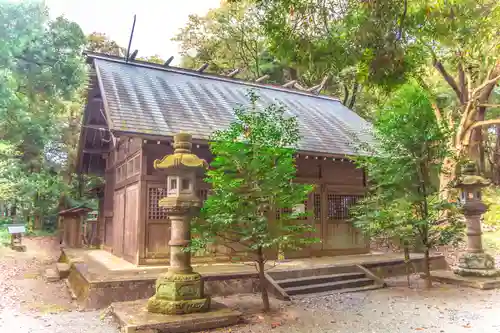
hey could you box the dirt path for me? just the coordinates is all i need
[0,237,118,333]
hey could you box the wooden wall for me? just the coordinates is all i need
[99,139,369,266]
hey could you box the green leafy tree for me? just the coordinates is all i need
[191,91,316,311]
[86,32,126,56]
[352,83,462,288]
[249,0,500,192]
[173,0,290,83]
[136,55,165,64]
[0,2,88,229]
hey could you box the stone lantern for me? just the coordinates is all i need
[453,162,499,277]
[147,132,210,314]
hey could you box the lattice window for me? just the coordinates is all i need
[275,207,293,220]
[198,189,209,203]
[327,194,363,220]
[148,187,168,220]
[313,194,321,220]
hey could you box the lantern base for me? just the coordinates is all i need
[453,252,500,277]
[147,271,211,314]
[147,296,211,315]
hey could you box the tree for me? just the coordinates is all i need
[0,2,88,228]
[86,32,126,56]
[352,83,462,288]
[136,55,165,64]
[409,0,500,193]
[173,0,289,83]
[249,0,500,192]
[190,91,316,311]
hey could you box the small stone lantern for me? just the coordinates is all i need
[147,132,210,315]
[453,162,499,277]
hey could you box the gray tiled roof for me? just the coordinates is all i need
[93,56,373,156]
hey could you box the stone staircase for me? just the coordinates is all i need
[44,262,71,282]
[268,264,386,299]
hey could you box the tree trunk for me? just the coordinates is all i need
[257,246,270,312]
[439,155,458,200]
[470,108,486,173]
[403,243,411,287]
[423,248,432,289]
[33,214,42,230]
[494,126,500,185]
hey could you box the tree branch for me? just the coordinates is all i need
[471,73,500,99]
[458,60,466,103]
[478,103,500,108]
[342,84,350,105]
[431,103,443,124]
[467,119,500,131]
[433,59,462,101]
[397,0,408,41]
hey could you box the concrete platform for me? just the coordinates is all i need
[60,248,448,309]
[425,270,500,290]
[111,299,241,333]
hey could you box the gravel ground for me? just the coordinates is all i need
[1,237,500,333]
[0,237,119,333]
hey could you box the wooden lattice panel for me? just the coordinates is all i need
[148,187,168,220]
[313,194,321,220]
[275,207,293,220]
[327,194,362,220]
[197,189,209,203]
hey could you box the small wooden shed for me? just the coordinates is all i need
[58,206,93,248]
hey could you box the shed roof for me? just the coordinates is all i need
[91,54,373,156]
[59,205,93,216]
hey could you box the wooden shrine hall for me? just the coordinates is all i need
[76,52,374,266]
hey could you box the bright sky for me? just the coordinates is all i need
[45,0,221,65]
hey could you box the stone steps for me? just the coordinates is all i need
[278,272,366,289]
[283,277,375,296]
[44,262,71,282]
[289,283,383,299]
[270,266,386,298]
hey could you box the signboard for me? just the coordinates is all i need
[6,224,26,234]
[87,211,98,222]
[293,204,305,214]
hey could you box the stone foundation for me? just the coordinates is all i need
[424,270,500,290]
[67,263,260,310]
[112,299,241,333]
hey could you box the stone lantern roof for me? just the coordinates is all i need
[453,162,491,189]
[154,133,208,170]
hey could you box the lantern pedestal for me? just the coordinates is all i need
[147,271,211,315]
[453,185,500,278]
[111,132,241,333]
[425,163,500,288]
[147,212,211,315]
[453,252,499,277]
[146,133,212,315]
